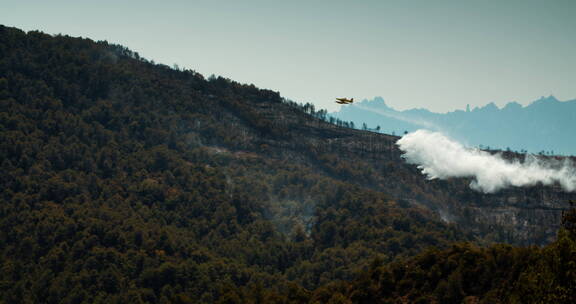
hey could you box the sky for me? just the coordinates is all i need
[2,0,575,112]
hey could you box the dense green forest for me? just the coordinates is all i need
[1,25,575,303]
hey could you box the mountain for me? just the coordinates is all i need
[1,25,575,303]
[307,220,576,303]
[332,96,576,155]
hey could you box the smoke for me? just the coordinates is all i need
[354,103,442,131]
[396,130,576,193]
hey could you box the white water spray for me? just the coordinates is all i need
[397,130,576,193]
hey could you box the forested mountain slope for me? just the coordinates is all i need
[1,25,575,303]
[306,209,576,303]
[0,25,467,303]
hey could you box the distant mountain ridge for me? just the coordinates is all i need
[332,96,576,155]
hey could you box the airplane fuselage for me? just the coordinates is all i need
[335,97,354,104]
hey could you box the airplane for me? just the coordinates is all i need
[335,97,354,104]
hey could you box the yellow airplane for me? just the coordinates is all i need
[335,97,354,104]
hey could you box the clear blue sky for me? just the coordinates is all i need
[2,0,575,112]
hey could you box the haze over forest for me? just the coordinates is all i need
[332,96,576,155]
[3,0,576,298]
[2,25,576,303]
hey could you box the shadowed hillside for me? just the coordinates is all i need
[0,25,467,303]
[1,25,575,303]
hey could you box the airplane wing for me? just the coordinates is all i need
[335,98,354,104]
